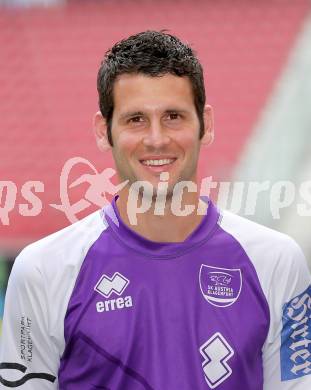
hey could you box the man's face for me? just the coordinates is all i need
[108,73,211,197]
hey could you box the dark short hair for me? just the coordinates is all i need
[97,30,206,146]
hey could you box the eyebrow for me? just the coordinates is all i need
[165,109,188,115]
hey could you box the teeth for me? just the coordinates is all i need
[142,159,174,166]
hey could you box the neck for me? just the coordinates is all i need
[115,187,207,242]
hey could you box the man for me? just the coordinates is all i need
[0,31,310,389]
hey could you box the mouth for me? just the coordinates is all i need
[139,158,177,173]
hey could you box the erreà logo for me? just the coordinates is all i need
[94,272,133,313]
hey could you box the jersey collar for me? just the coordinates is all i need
[101,195,220,259]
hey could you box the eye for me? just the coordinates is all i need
[129,115,143,123]
[167,112,181,120]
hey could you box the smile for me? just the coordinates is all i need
[141,158,176,166]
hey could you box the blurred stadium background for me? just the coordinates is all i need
[0,0,311,330]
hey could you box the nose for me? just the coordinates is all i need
[142,120,171,148]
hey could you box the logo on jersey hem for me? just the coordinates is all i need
[199,265,242,308]
[199,332,234,388]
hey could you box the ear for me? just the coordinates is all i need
[201,104,214,146]
[93,111,111,152]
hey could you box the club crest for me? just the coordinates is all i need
[199,265,242,308]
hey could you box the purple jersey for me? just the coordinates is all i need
[1,197,310,389]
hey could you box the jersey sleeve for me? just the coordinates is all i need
[0,247,59,389]
[263,238,311,389]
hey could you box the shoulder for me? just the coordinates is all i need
[11,210,107,286]
[6,210,109,351]
[218,210,310,302]
[219,209,304,265]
